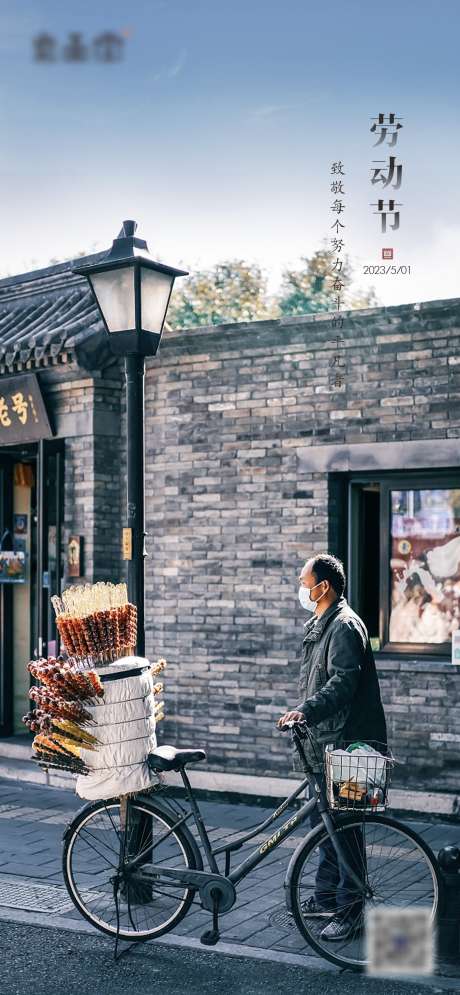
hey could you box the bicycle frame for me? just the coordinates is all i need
[126,730,369,899]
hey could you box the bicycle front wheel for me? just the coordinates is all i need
[63,795,198,941]
[289,813,441,972]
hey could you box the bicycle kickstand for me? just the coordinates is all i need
[200,888,221,946]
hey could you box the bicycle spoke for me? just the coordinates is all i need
[77,828,121,868]
[293,815,438,971]
[64,800,194,940]
[104,805,123,843]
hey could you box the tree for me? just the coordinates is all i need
[167,247,379,329]
[277,241,378,315]
[0,244,379,320]
[166,259,279,329]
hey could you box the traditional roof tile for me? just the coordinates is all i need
[0,254,112,373]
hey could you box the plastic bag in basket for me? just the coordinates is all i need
[329,744,387,789]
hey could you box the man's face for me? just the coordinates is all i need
[298,561,327,596]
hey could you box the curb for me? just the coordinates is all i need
[0,906,458,989]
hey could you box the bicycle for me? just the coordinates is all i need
[62,721,441,972]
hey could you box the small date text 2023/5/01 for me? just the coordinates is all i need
[363,265,411,275]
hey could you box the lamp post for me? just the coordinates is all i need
[74,220,188,655]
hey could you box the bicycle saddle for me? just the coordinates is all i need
[148,745,207,771]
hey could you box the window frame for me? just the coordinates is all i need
[347,468,460,658]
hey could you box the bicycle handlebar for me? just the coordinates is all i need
[278,718,309,732]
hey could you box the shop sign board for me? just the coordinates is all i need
[0,374,52,444]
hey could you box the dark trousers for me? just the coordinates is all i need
[308,773,367,918]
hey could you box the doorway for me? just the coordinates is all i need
[348,481,381,644]
[0,440,64,735]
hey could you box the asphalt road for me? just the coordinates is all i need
[0,921,456,995]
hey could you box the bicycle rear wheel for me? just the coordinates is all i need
[63,795,198,940]
[289,813,441,972]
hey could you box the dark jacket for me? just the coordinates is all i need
[293,595,387,773]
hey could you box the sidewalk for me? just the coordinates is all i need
[1,734,459,819]
[0,774,459,987]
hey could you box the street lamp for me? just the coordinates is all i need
[74,220,188,655]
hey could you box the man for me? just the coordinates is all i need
[277,553,387,942]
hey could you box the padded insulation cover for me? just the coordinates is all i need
[75,657,160,801]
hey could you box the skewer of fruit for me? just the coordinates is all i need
[52,585,138,664]
[27,659,104,701]
[22,710,100,746]
[28,687,94,724]
[154,699,164,723]
[33,757,89,775]
[31,744,89,775]
[150,658,166,678]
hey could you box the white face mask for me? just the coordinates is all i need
[298,580,328,613]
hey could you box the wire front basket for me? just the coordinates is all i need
[324,741,395,812]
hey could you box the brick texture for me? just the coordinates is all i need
[139,300,460,794]
[39,298,460,795]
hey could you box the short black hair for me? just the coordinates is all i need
[309,554,346,597]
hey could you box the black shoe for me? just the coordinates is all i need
[320,910,364,941]
[301,896,337,917]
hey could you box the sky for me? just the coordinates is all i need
[1,0,459,308]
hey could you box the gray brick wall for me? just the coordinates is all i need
[42,298,460,795]
[140,299,460,794]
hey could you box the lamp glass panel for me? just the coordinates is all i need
[140,267,174,333]
[90,267,135,333]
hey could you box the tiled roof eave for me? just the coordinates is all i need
[0,283,107,373]
[0,349,75,378]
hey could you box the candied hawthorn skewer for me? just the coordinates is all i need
[56,617,78,657]
[85,670,104,698]
[60,670,95,700]
[111,607,121,659]
[150,658,167,677]
[28,687,93,724]
[33,733,73,757]
[31,751,89,775]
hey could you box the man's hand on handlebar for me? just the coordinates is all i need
[277,710,305,730]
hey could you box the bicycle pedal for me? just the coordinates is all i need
[200,928,220,946]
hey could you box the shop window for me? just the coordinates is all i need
[348,472,460,656]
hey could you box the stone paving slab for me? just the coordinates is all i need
[0,776,459,967]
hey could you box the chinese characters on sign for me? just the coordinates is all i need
[329,161,346,389]
[370,112,403,237]
[32,31,126,62]
[0,375,52,445]
[0,392,35,428]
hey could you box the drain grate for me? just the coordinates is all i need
[0,879,95,915]
[268,905,296,930]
